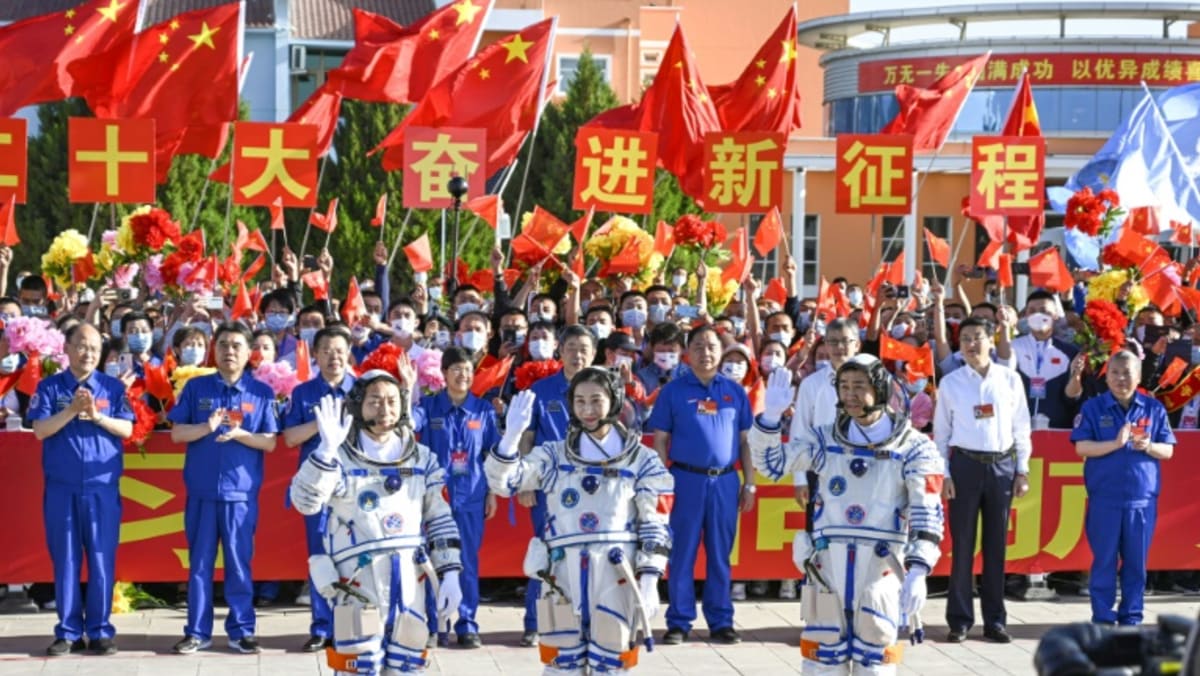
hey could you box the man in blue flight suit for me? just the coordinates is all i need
[168,322,279,655]
[516,324,596,647]
[30,323,134,657]
[648,323,755,646]
[1072,350,1175,626]
[414,346,501,649]
[281,325,355,652]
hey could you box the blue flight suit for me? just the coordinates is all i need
[167,372,279,642]
[413,391,501,638]
[281,372,355,639]
[523,370,572,632]
[29,369,134,643]
[646,371,751,635]
[636,361,691,395]
[1071,391,1176,625]
[350,332,385,365]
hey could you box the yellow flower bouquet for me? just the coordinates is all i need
[41,230,89,288]
[1086,268,1149,315]
[171,365,217,400]
[584,216,664,288]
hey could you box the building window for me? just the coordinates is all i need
[290,50,345,111]
[922,216,951,281]
[802,214,819,288]
[881,216,905,263]
[556,54,612,96]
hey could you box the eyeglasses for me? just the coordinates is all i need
[825,339,857,347]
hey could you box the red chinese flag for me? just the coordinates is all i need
[445,258,470,287]
[68,117,156,203]
[470,354,513,397]
[923,227,950,267]
[653,221,675,258]
[816,277,837,320]
[72,250,95,283]
[232,122,319,208]
[16,353,42,396]
[880,334,920,362]
[722,227,753,284]
[0,0,138,117]
[710,5,802,135]
[244,225,269,254]
[753,206,783,258]
[570,206,594,245]
[1028,247,1074,293]
[885,252,907,286]
[512,206,569,267]
[371,193,388,227]
[143,361,174,405]
[328,3,492,105]
[606,238,642,276]
[403,234,434,273]
[300,270,328,300]
[977,239,1003,270]
[997,253,1014,288]
[1159,357,1188,389]
[310,198,339,233]
[1172,222,1197,246]
[882,52,989,152]
[1176,284,1200,314]
[241,254,267,282]
[0,197,17,247]
[342,276,368,325]
[375,19,554,177]
[465,194,499,229]
[287,84,344,158]
[234,220,269,258]
[764,278,788,307]
[570,244,585,279]
[231,281,253,320]
[68,3,240,182]
[0,118,28,204]
[1001,71,1042,137]
[294,338,312,383]
[907,342,935,379]
[1125,206,1162,236]
[269,196,285,230]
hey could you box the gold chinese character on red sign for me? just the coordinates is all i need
[572,128,658,214]
[835,134,913,215]
[702,132,785,213]
[402,127,486,209]
[969,136,1045,216]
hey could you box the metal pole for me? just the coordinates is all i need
[450,199,463,297]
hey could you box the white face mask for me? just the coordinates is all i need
[769,331,793,345]
[528,339,554,361]
[456,302,480,317]
[721,361,747,382]
[428,287,443,302]
[615,354,634,371]
[648,304,670,324]
[0,353,19,374]
[890,324,910,339]
[815,359,832,371]
[351,325,370,343]
[459,330,487,352]
[1027,312,1054,333]
[413,271,428,285]
[760,354,782,372]
[391,317,416,338]
[434,330,451,348]
[672,274,687,288]
[653,352,679,370]
[847,289,864,306]
[590,323,612,340]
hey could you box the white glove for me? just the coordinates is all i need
[899,565,928,631]
[314,394,353,461]
[437,570,462,620]
[501,390,536,451]
[761,368,794,426]
[638,574,661,619]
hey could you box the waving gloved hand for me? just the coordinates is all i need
[761,368,794,426]
[899,563,929,634]
[499,390,537,456]
[437,570,463,621]
[638,574,661,619]
[314,394,353,460]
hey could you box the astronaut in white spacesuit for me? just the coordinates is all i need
[751,355,945,676]
[486,367,673,675]
[291,370,463,675]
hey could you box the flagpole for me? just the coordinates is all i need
[508,16,559,247]
[298,154,329,259]
[86,203,101,243]
[943,215,972,289]
[386,208,414,269]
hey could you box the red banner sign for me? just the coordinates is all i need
[969,135,1046,217]
[702,131,785,213]
[860,52,1200,92]
[0,118,27,204]
[2,431,1198,582]
[835,134,913,215]
[68,117,157,204]
[572,127,658,214]
[401,126,487,209]
[232,122,319,208]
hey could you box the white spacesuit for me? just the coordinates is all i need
[751,357,945,676]
[486,368,673,675]
[291,371,463,675]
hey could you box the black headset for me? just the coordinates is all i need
[345,369,407,431]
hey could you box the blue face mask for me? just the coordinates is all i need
[299,327,318,346]
[648,304,670,324]
[0,353,18,374]
[621,308,647,329]
[127,333,152,354]
[179,345,206,367]
[905,378,928,394]
[104,362,121,378]
[110,318,123,337]
[265,313,290,333]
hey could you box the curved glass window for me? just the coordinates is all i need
[824,87,1163,136]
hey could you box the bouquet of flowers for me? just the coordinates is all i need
[1076,299,1129,370]
[515,359,562,391]
[123,382,158,455]
[673,214,727,251]
[254,360,301,402]
[705,273,739,317]
[116,205,182,262]
[111,581,168,614]
[1085,268,1150,315]
[584,216,664,288]
[357,342,404,381]
[171,365,216,400]
[413,348,445,396]
[1065,187,1123,238]
[4,316,68,374]
[41,230,90,288]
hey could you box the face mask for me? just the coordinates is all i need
[648,304,670,324]
[770,331,793,345]
[528,339,554,361]
[946,317,962,327]
[179,345,206,367]
[0,353,18,374]
[456,302,480,317]
[672,274,687,288]
[127,333,152,354]
[435,330,452,349]
[889,324,909,340]
[265,313,290,332]
[905,377,928,394]
[847,289,864,306]
[615,354,634,371]
[299,327,318,346]
[533,311,555,324]
[459,330,487,352]
[760,354,781,372]
[653,351,679,370]
[22,305,45,317]
[590,323,612,340]
[414,271,428,285]
[351,325,369,343]
[622,308,647,329]
[104,362,121,378]
[428,286,443,302]
[1027,312,1054,333]
[110,318,123,337]
[721,361,747,382]
[731,317,746,336]
[816,359,832,371]
[391,318,416,338]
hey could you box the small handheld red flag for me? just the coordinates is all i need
[653,221,675,258]
[753,207,783,258]
[371,193,388,227]
[231,281,253,320]
[342,276,368,325]
[310,198,339,233]
[465,194,499,229]
[1159,357,1188,389]
[923,228,950,267]
[403,234,434,273]
[471,355,514,397]
[570,206,594,244]
[0,197,17,247]
[294,338,312,382]
[301,270,329,300]
[269,196,285,231]
[764,278,788,307]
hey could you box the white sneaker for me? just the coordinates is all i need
[779,580,798,600]
[295,582,311,606]
[748,582,769,597]
[731,583,746,601]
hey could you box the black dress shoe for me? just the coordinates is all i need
[301,635,327,652]
[46,638,86,656]
[710,627,741,644]
[983,625,1012,643]
[457,633,482,649]
[946,628,968,643]
[519,630,539,647]
[661,627,687,645]
[88,638,118,656]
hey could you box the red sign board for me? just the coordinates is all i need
[860,52,1200,92]
[401,126,487,209]
[232,122,319,208]
[970,135,1046,217]
[68,117,157,204]
[573,127,658,214]
[0,118,27,204]
[835,134,913,215]
[702,131,786,213]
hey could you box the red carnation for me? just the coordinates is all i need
[1065,187,1122,238]
[1083,299,1128,352]
[158,251,187,289]
[357,342,404,380]
[129,208,182,251]
[514,359,562,391]
[124,382,159,452]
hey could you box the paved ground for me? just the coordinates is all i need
[0,593,1197,675]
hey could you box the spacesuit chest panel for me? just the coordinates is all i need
[544,455,640,543]
[328,457,430,549]
[812,444,908,541]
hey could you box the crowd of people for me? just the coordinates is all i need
[5,233,1190,675]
